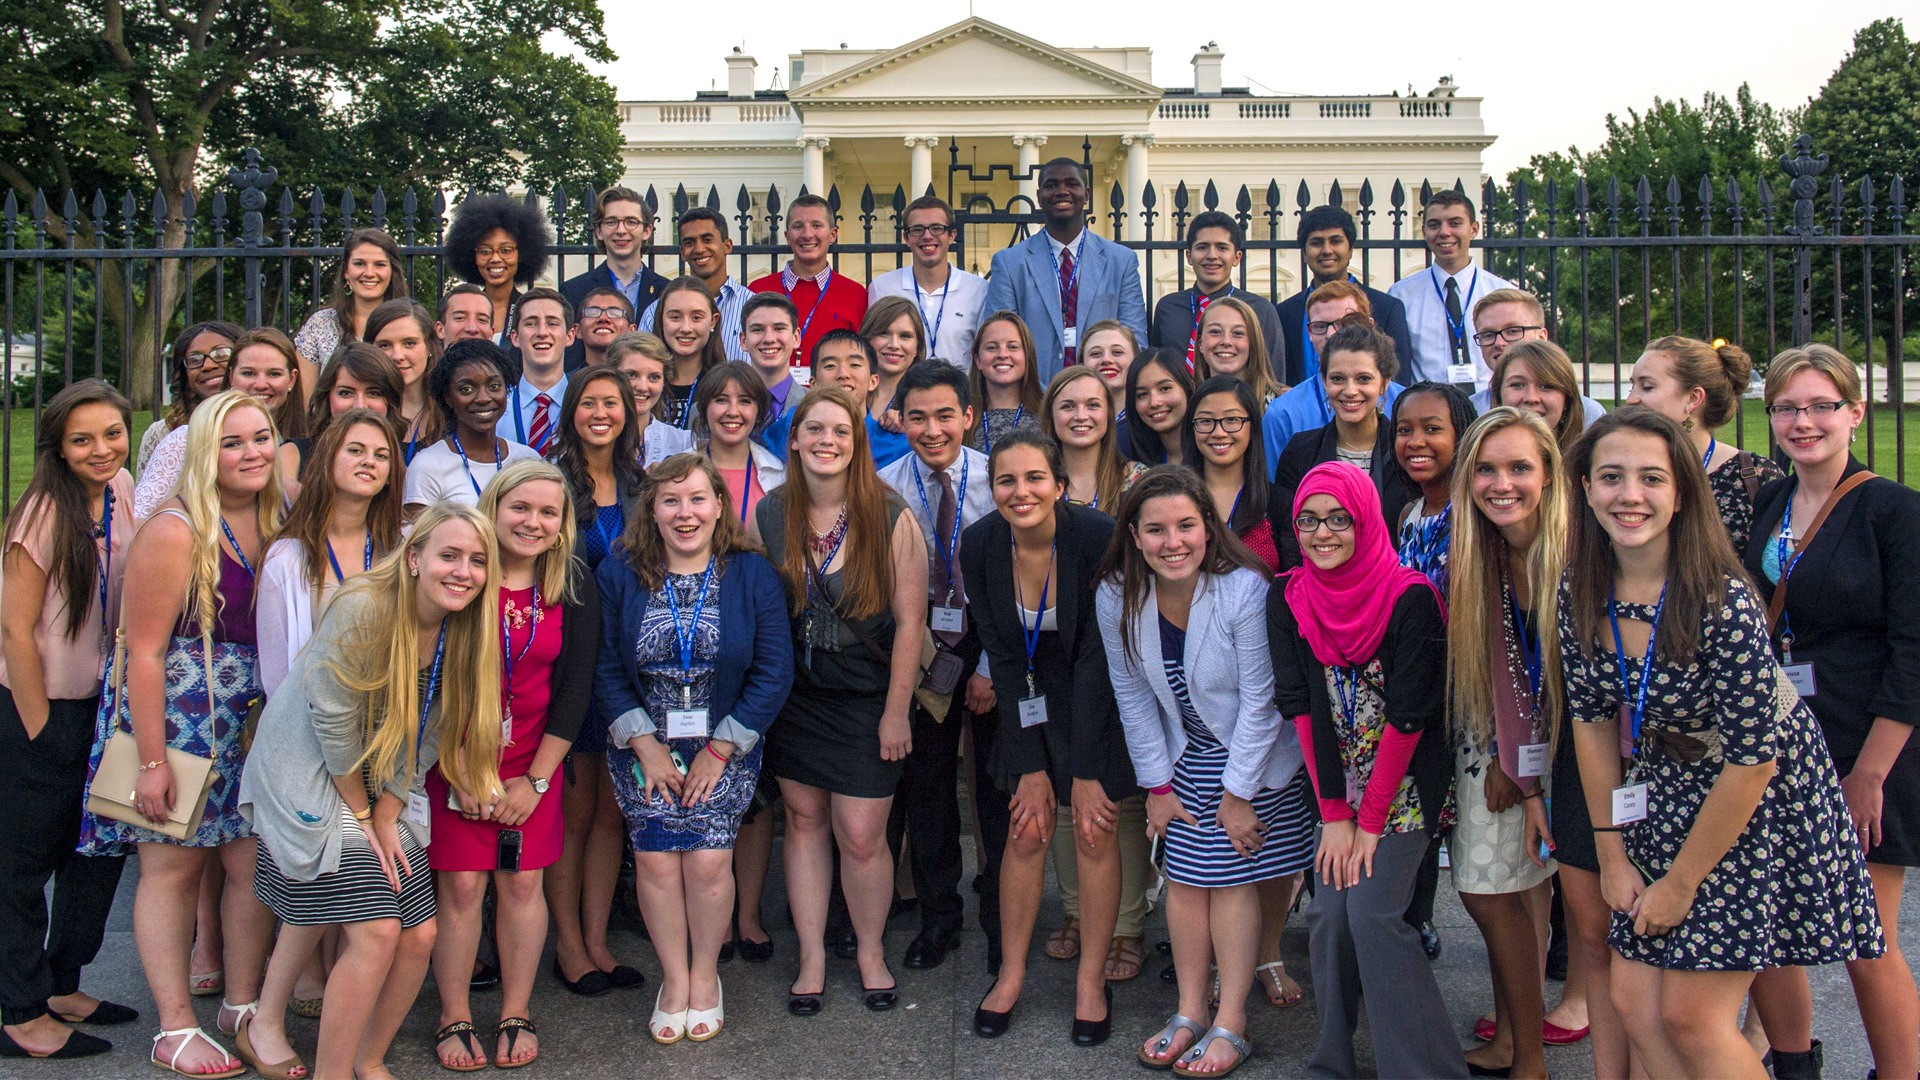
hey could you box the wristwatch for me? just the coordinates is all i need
[529,775,550,795]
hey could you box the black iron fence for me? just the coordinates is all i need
[1,136,1915,509]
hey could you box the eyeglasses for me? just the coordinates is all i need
[1308,318,1370,335]
[474,244,518,260]
[904,224,951,239]
[183,346,234,370]
[1292,512,1355,534]
[1763,400,1850,420]
[1190,416,1250,434]
[579,305,631,321]
[1471,325,1544,347]
[600,216,648,233]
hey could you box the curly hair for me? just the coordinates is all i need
[445,193,552,287]
[429,338,520,431]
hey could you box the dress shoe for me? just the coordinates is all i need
[973,997,1013,1038]
[735,935,774,964]
[904,927,961,969]
[1071,985,1113,1047]
[829,924,858,960]
[1416,922,1442,961]
[469,960,500,992]
[550,958,612,997]
[607,965,647,989]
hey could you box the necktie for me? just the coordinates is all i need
[1058,245,1079,367]
[1185,292,1211,372]
[1443,277,1468,379]
[932,468,963,645]
[529,392,552,454]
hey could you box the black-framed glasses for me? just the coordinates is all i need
[904,224,951,239]
[1307,318,1371,336]
[1470,325,1544,347]
[1292,511,1355,534]
[183,346,233,370]
[1190,416,1250,434]
[1763,401,1849,420]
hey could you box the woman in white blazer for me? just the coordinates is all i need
[1094,465,1314,1077]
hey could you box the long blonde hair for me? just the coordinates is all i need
[326,501,503,799]
[476,459,578,605]
[1195,296,1284,403]
[1446,407,1567,751]
[177,391,285,666]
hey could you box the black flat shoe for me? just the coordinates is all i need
[788,988,823,1017]
[1160,961,1178,982]
[0,1028,111,1059]
[718,939,736,963]
[551,957,612,997]
[1416,922,1442,961]
[52,999,139,1026]
[1467,1064,1512,1078]
[862,973,899,1012]
[470,959,500,991]
[735,935,774,964]
[830,925,858,960]
[1071,985,1113,1047]
[903,927,960,970]
[606,964,647,989]
[973,994,1014,1038]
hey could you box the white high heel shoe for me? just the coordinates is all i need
[686,980,725,1043]
[650,987,689,1045]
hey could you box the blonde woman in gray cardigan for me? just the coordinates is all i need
[1094,466,1313,1078]
[236,502,504,1080]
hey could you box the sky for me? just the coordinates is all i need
[581,1,1903,178]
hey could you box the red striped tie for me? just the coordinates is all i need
[529,392,552,454]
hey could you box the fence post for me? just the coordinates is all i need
[228,148,278,328]
[1781,135,1827,348]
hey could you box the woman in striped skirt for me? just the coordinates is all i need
[1095,466,1314,1078]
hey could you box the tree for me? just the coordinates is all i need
[1,0,621,405]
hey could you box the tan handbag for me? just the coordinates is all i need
[85,629,217,841]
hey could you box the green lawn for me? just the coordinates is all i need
[1,409,163,512]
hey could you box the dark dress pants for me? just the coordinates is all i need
[901,703,1007,934]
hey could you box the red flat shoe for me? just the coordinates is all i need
[1474,1017,1495,1042]
[1543,1020,1590,1044]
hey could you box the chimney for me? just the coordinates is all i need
[1191,42,1223,96]
[726,48,756,99]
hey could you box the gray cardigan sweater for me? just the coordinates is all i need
[237,588,444,882]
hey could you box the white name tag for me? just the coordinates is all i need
[406,792,430,828]
[1062,327,1079,349]
[1784,663,1817,697]
[1447,363,1477,386]
[1018,695,1049,728]
[1516,742,1550,779]
[792,367,814,387]
[931,605,966,634]
[1611,782,1649,826]
[667,708,710,740]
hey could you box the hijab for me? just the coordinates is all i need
[1283,461,1441,667]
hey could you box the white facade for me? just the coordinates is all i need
[613,18,1495,295]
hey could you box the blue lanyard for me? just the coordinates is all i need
[593,503,622,555]
[511,384,560,453]
[910,454,968,601]
[1702,436,1717,470]
[1774,482,1806,651]
[983,407,1023,457]
[1013,537,1054,690]
[1227,488,1244,527]
[405,437,419,465]
[707,446,756,522]
[416,620,447,758]
[1047,234,1085,324]
[669,377,700,429]
[1332,666,1361,726]
[805,519,849,608]
[1429,265,1480,351]
[665,556,716,688]
[325,531,374,584]
[1398,503,1451,584]
[1607,582,1667,746]
[96,485,114,646]
[500,587,543,720]
[448,432,499,499]
[1511,591,1542,702]
[786,267,834,342]
[219,517,254,576]
[914,277,951,354]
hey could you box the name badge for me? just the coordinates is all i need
[667,708,711,740]
[1018,695,1049,728]
[1516,742,1550,779]
[1784,663,1817,697]
[1062,327,1079,349]
[406,792,430,828]
[1611,782,1649,826]
[1447,363,1477,386]
[792,367,814,387]
[931,605,966,634]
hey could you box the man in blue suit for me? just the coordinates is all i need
[560,185,669,370]
[983,158,1147,383]
[1275,204,1417,387]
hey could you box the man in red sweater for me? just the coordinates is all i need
[751,193,867,369]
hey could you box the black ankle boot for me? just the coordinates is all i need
[1770,1039,1823,1080]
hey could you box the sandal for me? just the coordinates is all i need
[287,997,323,1019]
[1172,1025,1252,1078]
[215,1000,254,1038]
[650,988,688,1044]
[1139,1014,1206,1070]
[494,1017,537,1069]
[687,980,725,1041]
[1255,961,1303,1007]
[433,1021,488,1073]
[1044,916,1081,960]
[1104,934,1145,981]
[235,1011,308,1080]
[150,1026,245,1079]
[188,970,224,998]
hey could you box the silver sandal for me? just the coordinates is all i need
[1172,1025,1252,1078]
[1138,1014,1206,1070]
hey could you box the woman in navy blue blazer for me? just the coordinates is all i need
[595,452,793,1045]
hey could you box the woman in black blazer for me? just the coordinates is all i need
[1740,345,1920,1080]
[961,429,1133,1048]
[1268,322,1417,569]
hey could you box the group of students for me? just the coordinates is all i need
[0,167,1913,1080]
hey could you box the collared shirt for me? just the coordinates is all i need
[868,265,990,367]
[495,371,569,451]
[766,374,798,420]
[607,264,647,311]
[878,446,997,677]
[1261,378,1404,479]
[639,277,752,362]
[1386,260,1515,389]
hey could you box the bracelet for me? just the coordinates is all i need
[1523,789,1545,800]
[137,758,165,773]
[352,806,373,822]
[705,743,730,764]
[1148,783,1174,796]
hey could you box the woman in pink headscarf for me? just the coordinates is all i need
[1266,461,1466,1080]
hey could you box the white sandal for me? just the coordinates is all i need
[216,999,256,1036]
[649,988,688,1045]
[686,980,724,1042]
[151,1026,245,1079]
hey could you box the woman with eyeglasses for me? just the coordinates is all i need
[136,322,241,481]
[135,328,308,521]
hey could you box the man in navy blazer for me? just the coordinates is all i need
[982,158,1147,383]
[560,185,669,370]
[1275,205,1417,387]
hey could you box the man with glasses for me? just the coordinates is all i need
[1276,204,1415,386]
[1468,287,1605,421]
[1259,283,1402,476]
[869,195,988,366]
[568,286,634,371]
[561,187,667,367]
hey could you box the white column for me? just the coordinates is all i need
[906,136,936,199]
[800,136,830,195]
[1122,135,1153,240]
[1013,134,1048,205]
